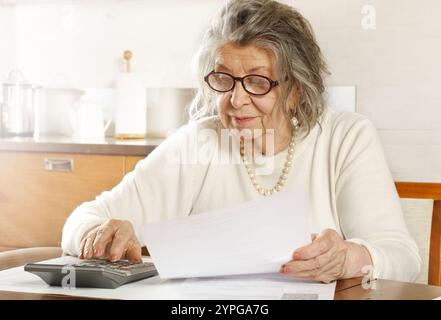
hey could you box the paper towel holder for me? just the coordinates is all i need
[123,50,132,73]
[114,50,148,140]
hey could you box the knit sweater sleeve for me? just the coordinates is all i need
[61,122,205,256]
[334,115,421,282]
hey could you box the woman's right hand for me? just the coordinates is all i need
[79,219,142,263]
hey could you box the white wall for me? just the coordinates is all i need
[1,0,440,182]
[0,3,16,80]
[12,0,223,88]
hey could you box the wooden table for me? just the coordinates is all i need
[334,277,441,300]
[1,277,441,300]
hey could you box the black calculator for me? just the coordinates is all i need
[24,259,158,289]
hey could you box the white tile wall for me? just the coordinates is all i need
[291,0,441,182]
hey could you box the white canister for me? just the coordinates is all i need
[146,88,193,138]
[69,100,111,140]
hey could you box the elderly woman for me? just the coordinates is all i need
[62,0,421,283]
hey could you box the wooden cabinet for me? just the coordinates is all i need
[0,151,145,250]
[125,156,145,173]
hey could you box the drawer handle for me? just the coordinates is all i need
[44,158,74,172]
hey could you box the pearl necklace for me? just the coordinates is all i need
[240,130,296,197]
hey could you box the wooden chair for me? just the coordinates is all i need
[395,182,441,286]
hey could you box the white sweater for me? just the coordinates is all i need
[61,107,421,282]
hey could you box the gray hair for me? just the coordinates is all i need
[188,0,330,138]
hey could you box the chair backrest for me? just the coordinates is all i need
[395,182,441,285]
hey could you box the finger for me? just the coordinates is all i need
[92,225,116,257]
[124,240,142,263]
[83,231,98,259]
[79,237,87,259]
[294,237,331,260]
[281,262,323,282]
[293,270,335,283]
[98,241,113,261]
[102,241,112,260]
[283,260,316,274]
[311,233,318,241]
[109,227,133,261]
[79,224,101,259]
[284,265,333,283]
[285,269,318,281]
[284,250,344,283]
[284,249,333,274]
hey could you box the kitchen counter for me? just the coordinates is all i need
[0,135,164,156]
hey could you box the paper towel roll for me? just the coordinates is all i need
[115,73,147,138]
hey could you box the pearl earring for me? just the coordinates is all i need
[291,116,299,128]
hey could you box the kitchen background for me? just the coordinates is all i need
[0,0,440,182]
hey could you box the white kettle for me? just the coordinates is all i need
[69,100,111,140]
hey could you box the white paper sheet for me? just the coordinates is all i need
[179,273,336,300]
[138,189,310,279]
[0,256,335,300]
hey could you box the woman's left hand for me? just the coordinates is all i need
[280,229,372,283]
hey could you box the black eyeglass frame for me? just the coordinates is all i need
[204,70,280,96]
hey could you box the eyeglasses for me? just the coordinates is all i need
[204,71,280,96]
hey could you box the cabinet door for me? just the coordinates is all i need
[124,156,145,174]
[0,152,125,249]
